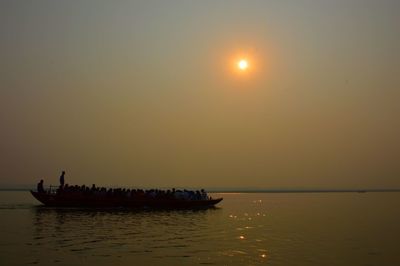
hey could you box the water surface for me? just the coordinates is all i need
[0,191,399,265]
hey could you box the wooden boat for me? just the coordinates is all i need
[30,191,223,209]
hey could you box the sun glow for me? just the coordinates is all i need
[227,50,262,80]
[237,59,249,71]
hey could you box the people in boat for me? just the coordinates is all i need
[51,183,210,201]
[59,171,65,187]
[37,179,45,193]
[201,189,208,200]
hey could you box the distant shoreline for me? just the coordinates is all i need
[1,188,399,193]
[209,189,400,193]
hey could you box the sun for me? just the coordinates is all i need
[237,59,249,71]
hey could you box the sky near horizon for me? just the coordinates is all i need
[1,0,399,189]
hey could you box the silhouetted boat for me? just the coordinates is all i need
[30,191,223,209]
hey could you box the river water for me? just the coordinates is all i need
[0,191,399,265]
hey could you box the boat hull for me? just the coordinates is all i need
[30,191,222,209]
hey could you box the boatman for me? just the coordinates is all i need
[37,179,44,193]
[59,171,65,187]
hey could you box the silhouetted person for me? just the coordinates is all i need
[37,179,44,193]
[201,189,207,200]
[59,171,65,187]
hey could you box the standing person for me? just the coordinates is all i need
[59,171,65,187]
[37,179,44,193]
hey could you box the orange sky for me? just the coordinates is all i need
[0,1,399,189]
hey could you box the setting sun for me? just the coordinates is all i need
[238,59,249,70]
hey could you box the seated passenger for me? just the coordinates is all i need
[174,190,184,199]
[201,189,208,200]
[195,190,201,200]
[182,190,190,200]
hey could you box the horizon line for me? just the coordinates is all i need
[1,187,399,193]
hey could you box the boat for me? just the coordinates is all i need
[30,190,223,209]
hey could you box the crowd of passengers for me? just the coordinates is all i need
[37,181,209,201]
[60,185,210,200]
[37,171,210,201]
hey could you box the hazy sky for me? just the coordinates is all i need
[1,0,399,189]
